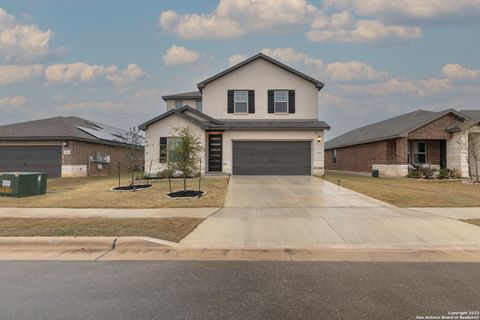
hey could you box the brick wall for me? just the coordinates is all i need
[325,140,389,172]
[408,114,457,140]
[64,140,144,174]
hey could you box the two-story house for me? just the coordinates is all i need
[139,53,330,176]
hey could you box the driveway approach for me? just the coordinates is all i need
[180,176,480,248]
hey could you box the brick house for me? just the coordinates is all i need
[0,116,144,178]
[325,109,480,177]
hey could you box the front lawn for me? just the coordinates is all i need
[323,172,480,207]
[0,175,228,208]
[0,217,202,242]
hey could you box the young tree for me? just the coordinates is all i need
[119,127,144,186]
[168,127,203,192]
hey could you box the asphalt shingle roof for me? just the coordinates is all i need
[0,116,136,146]
[325,109,466,150]
[161,91,201,101]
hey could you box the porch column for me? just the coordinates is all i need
[447,131,470,177]
[395,137,408,164]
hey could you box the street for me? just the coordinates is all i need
[0,261,478,320]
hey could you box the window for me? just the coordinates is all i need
[234,90,248,114]
[160,137,183,163]
[413,141,427,164]
[274,90,288,113]
[175,100,183,109]
[332,149,337,165]
[195,100,202,112]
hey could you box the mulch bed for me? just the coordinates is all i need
[167,190,204,198]
[112,184,152,192]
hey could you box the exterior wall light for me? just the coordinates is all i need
[317,136,322,143]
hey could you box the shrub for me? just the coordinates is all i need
[420,167,434,179]
[438,168,449,180]
[448,168,461,179]
[407,170,421,179]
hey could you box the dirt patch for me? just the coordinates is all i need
[462,219,480,228]
[167,190,204,198]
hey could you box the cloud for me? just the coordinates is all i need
[0,8,63,63]
[324,61,389,81]
[307,19,422,44]
[339,77,450,97]
[61,100,125,112]
[0,64,44,85]
[442,64,480,80]
[163,45,200,66]
[105,64,149,86]
[44,63,148,86]
[232,47,387,82]
[0,96,27,107]
[228,54,247,66]
[159,0,317,39]
[323,0,480,25]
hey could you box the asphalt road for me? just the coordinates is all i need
[0,261,478,320]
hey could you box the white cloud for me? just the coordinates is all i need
[0,8,62,63]
[228,54,247,66]
[323,0,480,25]
[260,48,324,70]
[105,64,149,86]
[232,47,387,82]
[324,61,389,81]
[0,96,27,106]
[339,77,450,96]
[307,19,422,43]
[163,45,200,66]
[442,64,480,80]
[159,0,317,39]
[0,64,43,85]
[44,63,148,86]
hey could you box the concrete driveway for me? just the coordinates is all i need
[180,176,480,249]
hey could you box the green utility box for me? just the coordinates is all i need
[372,169,379,178]
[0,172,48,197]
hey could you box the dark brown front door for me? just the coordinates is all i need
[208,134,222,172]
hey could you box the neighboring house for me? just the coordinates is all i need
[0,116,144,178]
[325,109,480,177]
[139,53,330,176]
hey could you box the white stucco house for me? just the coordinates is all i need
[139,53,330,176]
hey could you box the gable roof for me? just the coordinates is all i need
[161,91,201,101]
[138,105,221,130]
[196,53,325,91]
[325,109,466,150]
[0,116,140,146]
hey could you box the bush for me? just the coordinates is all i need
[156,169,171,179]
[407,170,421,178]
[438,168,449,180]
[419,167,434,179]
[448,168,461,179]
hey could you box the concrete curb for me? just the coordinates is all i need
[1,237,480,262]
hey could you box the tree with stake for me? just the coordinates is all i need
[119,127,144,186]
[168,127,203,196]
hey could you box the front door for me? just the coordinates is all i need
[208,134,222,172]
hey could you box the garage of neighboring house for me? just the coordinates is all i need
[0,116,144,178]
[232,141,312,175]
[0,145,62,178]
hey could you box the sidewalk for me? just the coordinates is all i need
[0,207,219,219]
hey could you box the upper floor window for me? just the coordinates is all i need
[195,101,202,112]
[274,90,288,113]
[175,100,183,109]
[413,141,427,164]
[234,90,248,114]
[332,149,337,164]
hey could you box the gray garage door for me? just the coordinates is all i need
[0,145,62,178]
[233,141,311,175]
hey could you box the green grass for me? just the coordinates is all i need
[323,172,480,207]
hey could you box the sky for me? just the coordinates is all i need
[0,0,479,139]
